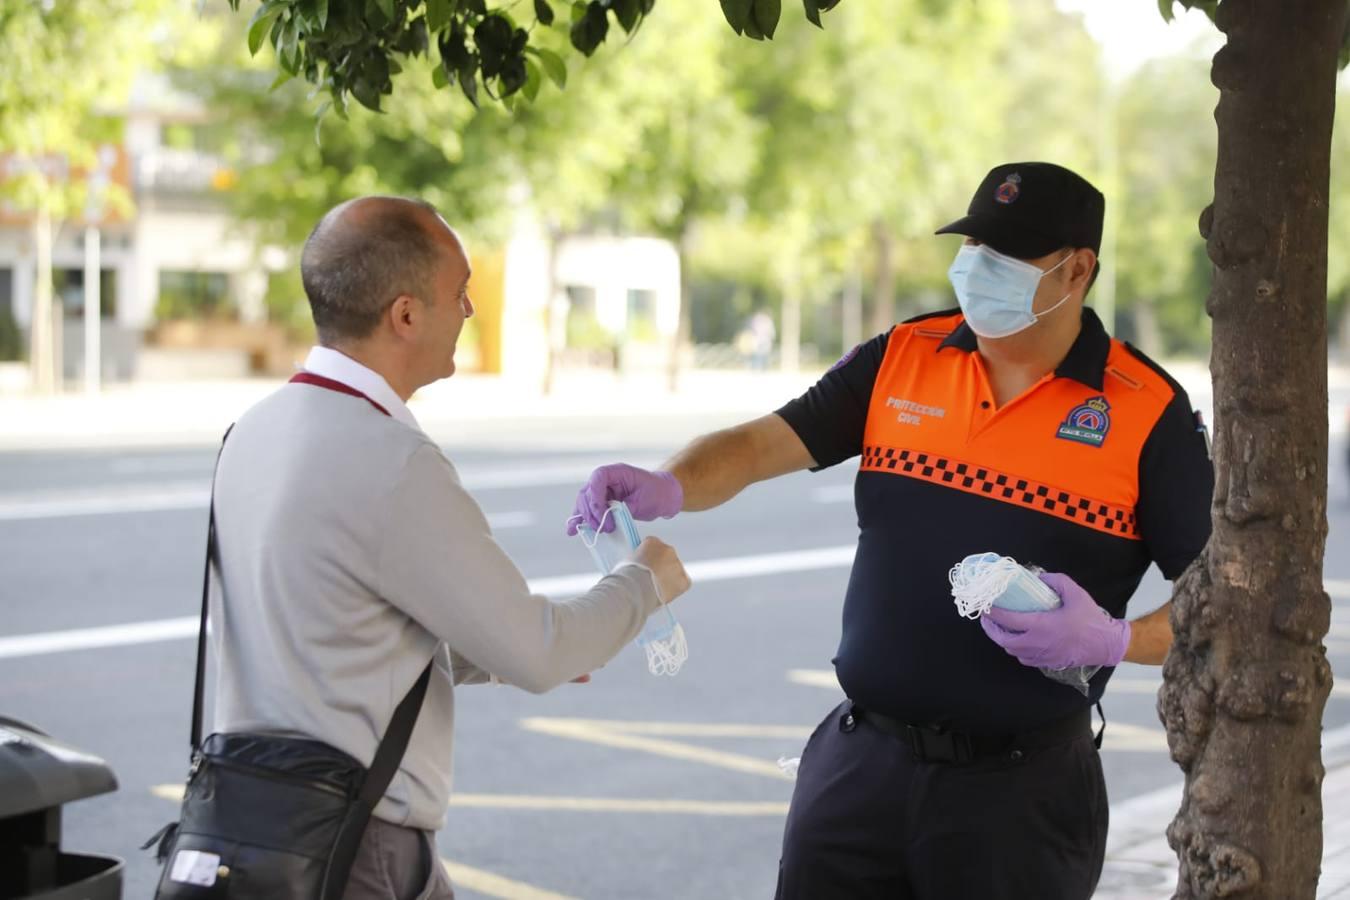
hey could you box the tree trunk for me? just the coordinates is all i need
[667,227,693,393]
[868,220,896,337]
[1133,296,1165,359]
[842,265,864,353]
[542,223,563,396]
[29,207,55,395]
[779,269,801,374]
[1159,4,1345,898]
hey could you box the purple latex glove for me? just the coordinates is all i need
[980,572,1131,669]
[565,464,684,535]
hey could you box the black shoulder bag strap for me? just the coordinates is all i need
[189,424,432,787]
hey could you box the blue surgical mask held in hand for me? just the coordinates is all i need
[947,244,1073,339]
[568,500,688,677]
[949,552,1096,696]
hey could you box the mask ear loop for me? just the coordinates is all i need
[566,503,687,676]
[949,554,1023,618]
[1031,251,1078,322]
[566,505,617,550]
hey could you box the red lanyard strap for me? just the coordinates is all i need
[290,372,392,418]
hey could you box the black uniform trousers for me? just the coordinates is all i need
[775,700,1108,900]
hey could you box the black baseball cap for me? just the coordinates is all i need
[935,162,1105,260]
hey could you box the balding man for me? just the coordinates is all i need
[198,197,690,899]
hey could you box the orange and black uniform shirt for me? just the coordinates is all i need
[776,308,1214,735]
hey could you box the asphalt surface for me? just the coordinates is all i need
[3,415,1349,900]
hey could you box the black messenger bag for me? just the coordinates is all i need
[145,429,431,899]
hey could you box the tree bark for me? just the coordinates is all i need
[868,220,897,337]
[1159,3,1345,898]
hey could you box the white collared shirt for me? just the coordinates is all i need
[301,345,421,433]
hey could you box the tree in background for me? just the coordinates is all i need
[1113,55,1218,357]
[594,4,761,389]
[1329,88,1350,353]
[0,0,177,390]
[732,0,1012,360]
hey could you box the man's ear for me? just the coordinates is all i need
[1071,249,1098,291]
[387,294,419,340]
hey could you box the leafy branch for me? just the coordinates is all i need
[229,0,846,115]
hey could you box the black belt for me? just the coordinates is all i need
[847,702,1102,764]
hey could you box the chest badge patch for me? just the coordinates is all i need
[1057,396,1112,447]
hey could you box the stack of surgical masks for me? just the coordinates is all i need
[948,552,1096,696]
[574,500,688,677]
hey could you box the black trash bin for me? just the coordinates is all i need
[0,716,123,900]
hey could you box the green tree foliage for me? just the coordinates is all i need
[1112,56,1217,356]
[1328,81,1350,346]
[0,0,181,388]
[205,0,1347,361]
[0,0,171,218]
[227,0,844,118]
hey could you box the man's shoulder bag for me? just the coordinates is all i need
[144,427,432,899]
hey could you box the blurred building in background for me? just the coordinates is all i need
[0,75,287,385]
[0,74,682,391]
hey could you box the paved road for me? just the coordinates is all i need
[2,418,1348,899]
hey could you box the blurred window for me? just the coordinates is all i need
[54,269,118,319]
[156,270,232,321]
[563,284,608,350]
[626,288,659,341]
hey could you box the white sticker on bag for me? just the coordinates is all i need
[170,849,222,886]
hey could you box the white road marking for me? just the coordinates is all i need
[0,544,856,660]
[0,487,536,529]
[0,457,664,521]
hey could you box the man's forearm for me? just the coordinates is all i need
[664,414,816,512]
[665,427,760,511]
[1122,600,1173,665]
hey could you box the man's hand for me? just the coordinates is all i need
[628,537,692,604]
[980,572,1131,669]
[566,464,683,535]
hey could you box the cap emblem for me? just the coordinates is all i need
[994,173,1021,205]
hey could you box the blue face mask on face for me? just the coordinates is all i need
[947,244,1073,339]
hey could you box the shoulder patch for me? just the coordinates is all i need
[829,344,862,373]
[1105,366,1143,390]
[1119,341,1186,396]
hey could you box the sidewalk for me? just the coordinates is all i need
[1096,725,1350,899]
[5,358,1348,453]
[0,360,1233,453]
[0,368,824,452]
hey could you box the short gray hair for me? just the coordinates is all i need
[300,197,444,343]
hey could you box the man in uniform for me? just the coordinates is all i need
[566,162,1213,899]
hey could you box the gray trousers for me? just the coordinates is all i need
[342,816,456,900]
